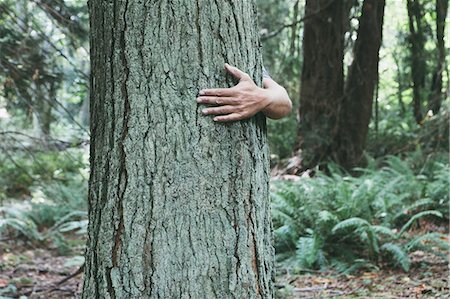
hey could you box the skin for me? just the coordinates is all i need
[197,63,293,122]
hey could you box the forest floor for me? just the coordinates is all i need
[0,236,448,299]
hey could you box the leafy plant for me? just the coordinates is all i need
[271,153,449,273]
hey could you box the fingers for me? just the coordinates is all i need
[199,88,234,97]
[196,96,236,105]
[225,63,251,81]
[213,113,244,122]
[202,105,235,116]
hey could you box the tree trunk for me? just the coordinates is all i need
[407,0,427,123]
[83,1,273,298]
[333,0,385,169]
[430,0,448,114]
[297,0,346,169]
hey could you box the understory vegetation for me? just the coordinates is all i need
[1,126,448,273]
[271,151,448,273]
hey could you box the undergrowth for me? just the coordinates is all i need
[271,152,449,273]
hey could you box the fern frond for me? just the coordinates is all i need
[406,233,450,251]
[372,225,396,239]
[332,217,370,233]
[399,210,443,236]
[381,243,410,271]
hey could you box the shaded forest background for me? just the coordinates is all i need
[0,0,448,298]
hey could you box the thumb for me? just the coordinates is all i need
[225,63,250,81]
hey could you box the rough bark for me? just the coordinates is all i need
[297,0,346,169]
[83,1,273,299]
[333,0,385,169]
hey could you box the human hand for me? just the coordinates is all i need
[196,63,270,122]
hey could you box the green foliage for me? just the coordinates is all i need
[0,150,86,199]
[0,148,88,254]
[267,116,297,159]
[271,153,449,273]
[0,203,87,254]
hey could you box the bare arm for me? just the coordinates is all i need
[196,64,292,122]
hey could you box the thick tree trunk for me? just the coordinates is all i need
[333,0,385,169]
[430,0,448,114]
[83,1,273,299]
[297,0,346,169]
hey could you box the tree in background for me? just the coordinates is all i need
[430,0,449,114]
[0,0,88,138]
[298,0,385,170]
[406,0,449,123]
[83,1,273,298]
[334,0,386,169]
[297,0,346,169]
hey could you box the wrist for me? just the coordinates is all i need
[260,88,273,113]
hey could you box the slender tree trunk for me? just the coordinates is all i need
[32,79,52,138]
[407,0,426,123]
[289,0,300,56]
[430,0,449,114]
[333,0,385,169]
[298,0,346,169]
[393,53,406,115]
[83,1,273,298]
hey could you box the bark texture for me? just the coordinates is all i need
[297,0,346,169]
[333,0,385,169]
[83,1,273,298]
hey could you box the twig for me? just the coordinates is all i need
[55,264,84,286]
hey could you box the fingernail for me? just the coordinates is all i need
[196,98,202,103]
[213,117,219,121]
[199,90,205,95]
[202,109,208,114]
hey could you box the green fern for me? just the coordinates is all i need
[381,243,410,271]
[332,217,370,233]
[399,210,443,236]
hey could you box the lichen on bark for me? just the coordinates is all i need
[83,1,273,298]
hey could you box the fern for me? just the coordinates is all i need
[399,210,443,236]
[406,232,449,251]
[271,152,448,273]
[0,218,43,242]
[332,217,370,233]
[381,243,410,271]
[296,236,317,268]
[371,225,396,239]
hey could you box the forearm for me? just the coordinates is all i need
[261,79,292,119]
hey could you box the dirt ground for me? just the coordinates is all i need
[0,240,448,299]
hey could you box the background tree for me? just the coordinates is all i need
[430,0,449,113]
[406,0,448,123]
[334,0,386,169]
[298,0,385,170]
[83,1,273,298]
[297,0,347,169]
